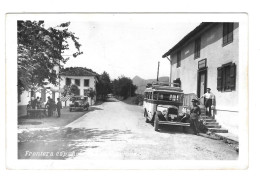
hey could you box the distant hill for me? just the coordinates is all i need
[132,75,169,94]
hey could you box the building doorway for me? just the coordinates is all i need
[197,69,207,105]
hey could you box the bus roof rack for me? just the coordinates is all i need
[146,81,182,92]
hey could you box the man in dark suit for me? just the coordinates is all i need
[56,98,62,118]
[45,96,51,117]
[190,99,201,135]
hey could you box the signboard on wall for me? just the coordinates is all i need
[198,58,207,69]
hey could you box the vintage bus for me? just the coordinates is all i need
[143,82,190,131]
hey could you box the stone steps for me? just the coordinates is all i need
[205,122,219,126]
[201,115,227,132]
[204,119,217,123]
[206,125,221,128]
[198,108,229,133]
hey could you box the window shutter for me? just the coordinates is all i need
[217,67,223,91]
[228,23,234,42]
[223,24,228,45]
[230,63,236,90]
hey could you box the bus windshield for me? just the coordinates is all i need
[153,92,183,102]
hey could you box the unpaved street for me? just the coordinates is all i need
[18,98,238,160]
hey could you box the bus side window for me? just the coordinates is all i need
[173,95,176,101]
[153,93,157,100]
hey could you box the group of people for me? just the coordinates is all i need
[179,88,215,135]
[27,96,62,118]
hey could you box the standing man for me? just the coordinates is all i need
[190,99,201,135]
[56,98,62,118]
[31,97,37,109]
[45,96,51,117]
[200,88,215,117]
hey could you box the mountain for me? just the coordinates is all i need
[132,75,169,94]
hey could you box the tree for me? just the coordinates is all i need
[18,20,83,96]
[61,84,80,96]
[70,84,80,95]
[96,71,112,100]
[112,76,137,99]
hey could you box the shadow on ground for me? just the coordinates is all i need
[158,124,222,140]
[18,127,132,160]
[87,106,103,112]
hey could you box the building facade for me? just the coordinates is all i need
[162,22,239,135]
[59,67,98,106]
[18,67,98,117]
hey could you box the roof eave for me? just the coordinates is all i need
[162,22,215,58]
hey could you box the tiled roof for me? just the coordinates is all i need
[60,67,98,77]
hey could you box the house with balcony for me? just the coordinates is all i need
[162,22,239,136]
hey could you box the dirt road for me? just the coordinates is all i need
[18,98,238,160]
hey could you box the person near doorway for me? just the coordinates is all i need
[199,88,215,117]
[56,98,62,118]
[190,99,201,135]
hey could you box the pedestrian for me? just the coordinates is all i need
[45,96,52,117]
[190,99,201,135]
[26,101,32,118]
[50,98,56,116]
[56,98,62,118]
[31,97,37,109]
[199,88,215,117]
[39,98,44,108]
[27,101,32,109]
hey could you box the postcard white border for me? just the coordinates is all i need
[5,13,248,170]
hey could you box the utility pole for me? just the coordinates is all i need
[129,82,131,97]
[157,61,160,82]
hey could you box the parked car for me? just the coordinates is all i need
[69,96,89,112]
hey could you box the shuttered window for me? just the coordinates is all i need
[84,79,90,87]
[177,51,181,68]
[75,79,80,86]
[217,63,236,91]
[223,23,234,46]
[66,78,71,85]
[194,37,201,59]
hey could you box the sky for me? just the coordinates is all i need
[45,14,200,80]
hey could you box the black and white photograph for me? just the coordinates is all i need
[5,13,248,169]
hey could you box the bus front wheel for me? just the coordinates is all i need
[154,112,160,131]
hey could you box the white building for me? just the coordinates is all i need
[18,66,98,117]
[162,22,239,136]
[59,67,98,106]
